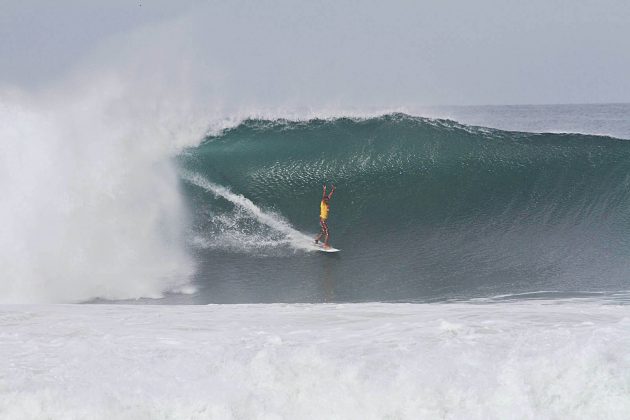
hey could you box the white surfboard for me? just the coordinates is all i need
[314,243,340,253]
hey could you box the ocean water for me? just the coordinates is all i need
[162,104,630,304]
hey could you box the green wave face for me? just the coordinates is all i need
[178,114,630,301]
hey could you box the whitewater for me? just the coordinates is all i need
[181,171,315,252]
[2,300,629,419]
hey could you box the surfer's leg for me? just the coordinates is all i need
[322,221,329,246]
[315,218,325,243]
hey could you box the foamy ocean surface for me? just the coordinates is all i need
[2,300,629,419]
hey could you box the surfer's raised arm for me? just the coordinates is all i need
[327,184,336,200]
[322,184,327,199]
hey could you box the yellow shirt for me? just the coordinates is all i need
[320,200,329,220]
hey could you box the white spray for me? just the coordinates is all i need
[182,172,316,252]
[0,80,207,302]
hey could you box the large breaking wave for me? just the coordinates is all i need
[180,114,630,300]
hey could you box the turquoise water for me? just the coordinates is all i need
[172,110,630,303]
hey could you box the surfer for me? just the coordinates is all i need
[315,184,335,248]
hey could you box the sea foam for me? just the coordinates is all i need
[1,301,628,419]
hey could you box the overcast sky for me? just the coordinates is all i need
[1,0,629,106]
